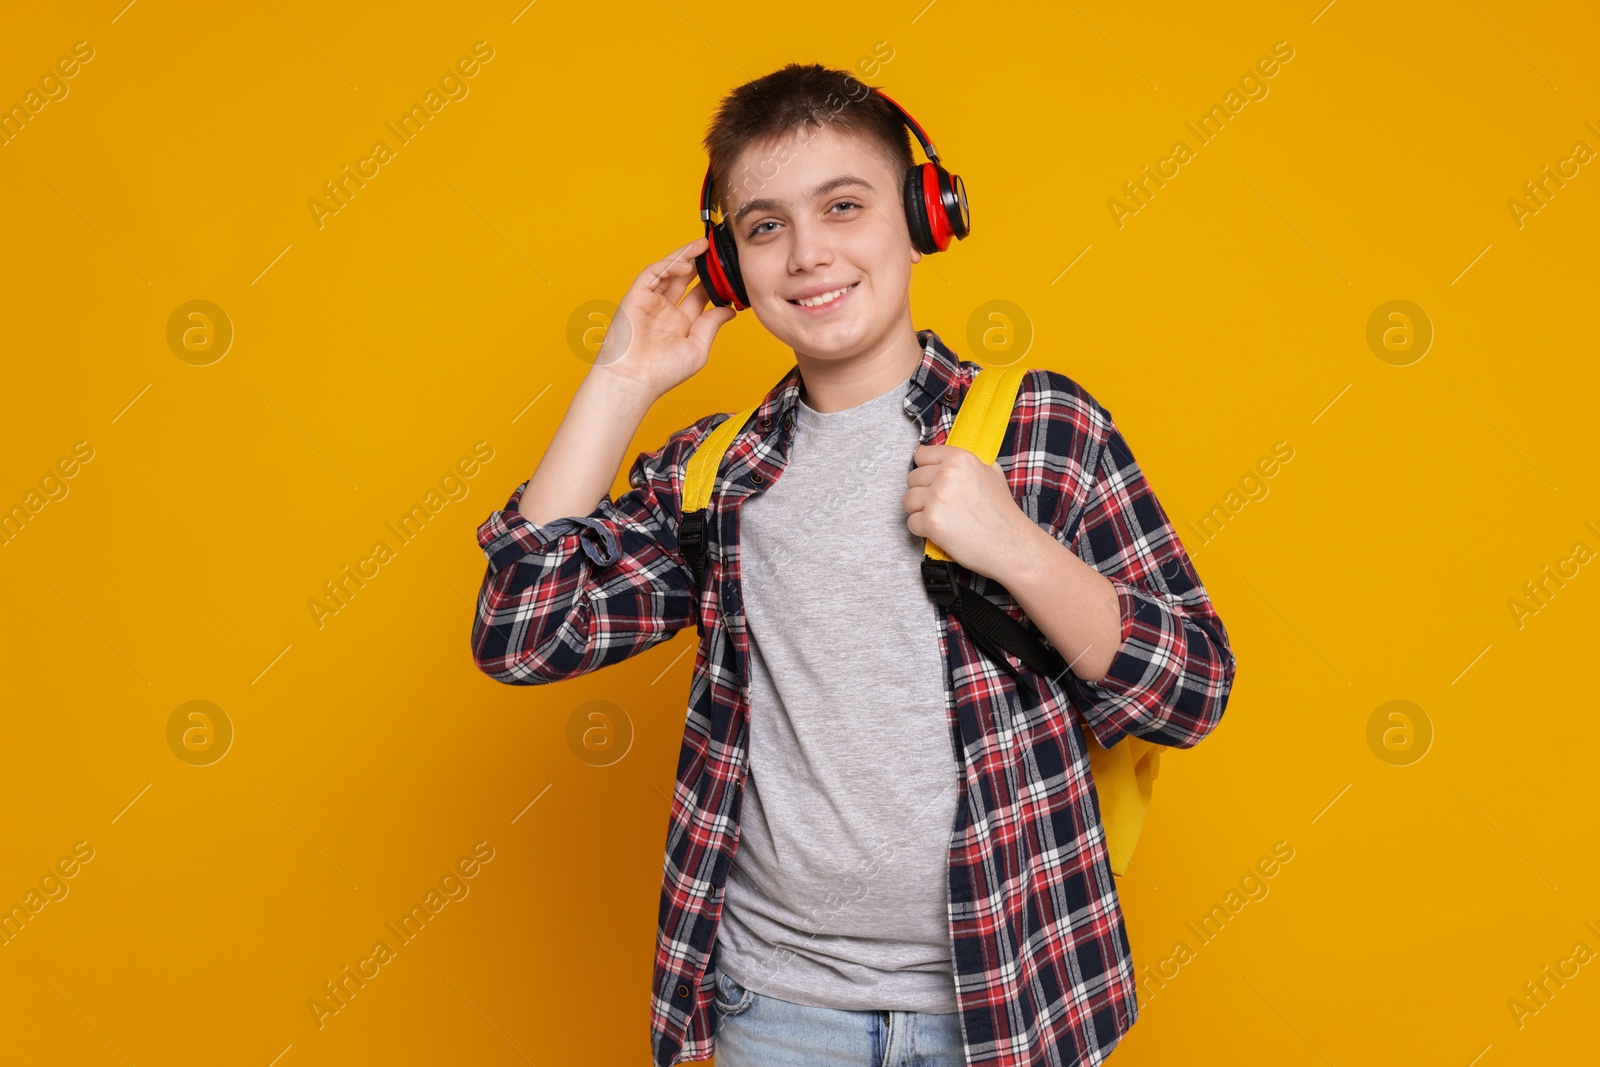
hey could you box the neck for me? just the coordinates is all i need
[794,316,924,413]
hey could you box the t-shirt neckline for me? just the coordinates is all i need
[794,376,912,433]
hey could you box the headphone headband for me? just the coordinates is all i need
[874,89,939,164]
[699,86,939,219]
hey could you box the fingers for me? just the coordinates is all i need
[637,236,709,294]
[660,252,702,307]
[688,285,736,350]
[678,277,710,320]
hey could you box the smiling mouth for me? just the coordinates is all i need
[788,282,859,309]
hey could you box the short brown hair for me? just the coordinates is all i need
[701,62,913,217]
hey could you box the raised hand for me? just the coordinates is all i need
[591,235,737,401]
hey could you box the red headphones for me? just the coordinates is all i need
[694,90,970,311]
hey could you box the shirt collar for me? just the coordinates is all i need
[753,328,969,434]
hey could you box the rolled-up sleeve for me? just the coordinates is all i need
[471,414,720,685]
[1056,411,1238,750]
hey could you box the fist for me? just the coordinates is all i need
[902,444,1035,581]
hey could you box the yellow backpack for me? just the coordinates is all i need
[677,366,1159,878]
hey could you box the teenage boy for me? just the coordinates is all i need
[473,64,1237,1067]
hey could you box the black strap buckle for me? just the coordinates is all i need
[679,509,709,635]
[920,557,959,607]
[680,509,706,562]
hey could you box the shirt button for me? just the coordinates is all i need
[751,471,764,484]
[760,415,772,427]
[943,389,957,402]
[676,983,690,999]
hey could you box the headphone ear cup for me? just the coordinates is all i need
[902,163,937,255]
[928,164,968,243]
[712,222,749,309]
[694,244,724,307]
[695,222,748,310]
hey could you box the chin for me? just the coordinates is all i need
[790,321,876,360]
[757,306,878,359]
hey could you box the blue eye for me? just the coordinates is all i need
[746,200,864,238]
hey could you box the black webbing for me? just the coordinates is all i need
[921,558,1069,691]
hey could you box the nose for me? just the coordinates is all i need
[786,213,834,276]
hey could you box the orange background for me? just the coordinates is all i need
[2,1,1596,1064]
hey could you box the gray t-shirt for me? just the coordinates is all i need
[714,374,961,1014]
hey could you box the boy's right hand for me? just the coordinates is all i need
[590,236,737,400]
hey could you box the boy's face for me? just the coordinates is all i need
[724,124,920,361]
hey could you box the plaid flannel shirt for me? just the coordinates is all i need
[472,329,1237,1066]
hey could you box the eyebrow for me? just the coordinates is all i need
[729,175,876,227]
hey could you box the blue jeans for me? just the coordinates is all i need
[711,964,968,1067]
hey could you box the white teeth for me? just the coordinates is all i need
[794,283,855,307]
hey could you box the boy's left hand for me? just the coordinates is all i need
[903,443,1040,583]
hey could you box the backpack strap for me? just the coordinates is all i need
[920,366,1070,685]
[678,405,759,635]
[921,364,1158,880]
